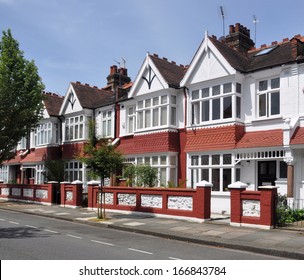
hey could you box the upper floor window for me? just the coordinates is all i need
[65,116,84,141]
[127,106,135,134]
[258,78,280,118]
[35,122,54,146]
[191,82,241,125]
[101,110,112,138]
[18,137,27,150]
[136,94,176,131]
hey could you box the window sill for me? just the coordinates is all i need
[251,115,283,124]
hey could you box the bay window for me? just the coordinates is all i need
[35,122,57,146]
[65,116,84,141]
[136,94,176,131]
[64,161,83,182]
[190,82,241,125]
[190,153,240,192]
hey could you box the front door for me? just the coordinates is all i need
[258,161,277,186]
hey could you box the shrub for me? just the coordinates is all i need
[276,194,304,227]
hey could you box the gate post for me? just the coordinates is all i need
[87,180,100,209]
[195,180,212,221]
[228,181,247,226]
[258,186,278,228]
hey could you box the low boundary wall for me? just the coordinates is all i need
[88,181,212,221]
[229,182,278,229]
[0,183,56,205]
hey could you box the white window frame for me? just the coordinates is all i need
[190,82,241,126]
[64,161,83,182]
[65,115,85,141]
[36,164,45,184]
[136,94,177,131]
[188,152,239,192]
[257,77,280,118]
[35,122,53,146]
[127,106,136,134]
[101,110,113,138]
[0,165,8,182]
[129,154,177,187]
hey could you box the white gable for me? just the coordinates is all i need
[59,84,83,115]
[181,34,236,86]
[42,103,50,119]
[129,54,168,98]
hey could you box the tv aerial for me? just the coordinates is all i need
[220,6,225,37]
[253,15,259,46]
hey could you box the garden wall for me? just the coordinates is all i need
[88,181,212,221]
[0,183,56,205]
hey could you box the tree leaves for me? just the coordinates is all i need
[0,29,44,163]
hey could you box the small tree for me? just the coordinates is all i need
[78,121,123,219]
[43,158,66,183]
[0,29,44,164]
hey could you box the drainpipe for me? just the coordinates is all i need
[183,87,189,127]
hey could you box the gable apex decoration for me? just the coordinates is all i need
[142,65,156,89]
[59,83,80,115]
[180,35,236,87]
[128,53,169,98]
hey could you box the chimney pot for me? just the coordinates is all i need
[235,23,241,32]
[76,81,81,84]
[272,41,277,45]
[110,65,118,75]
[283,38,289,42]
[261,44,267,48]
[229,25,235,34]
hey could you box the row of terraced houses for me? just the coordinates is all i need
[1,23,304,214]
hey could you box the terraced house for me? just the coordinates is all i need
[1,23,304,214]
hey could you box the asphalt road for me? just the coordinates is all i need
[0,209,285,260]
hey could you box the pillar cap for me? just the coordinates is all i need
[47,181,58,184]
[87,180,100,185]
[228,181,248,189]
[258,186,279,190]
[196,180,213,188]
[60,181,71,184]
[72,180,83,185]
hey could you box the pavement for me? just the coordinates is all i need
[1,200,304,260]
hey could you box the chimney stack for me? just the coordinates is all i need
[106,65,131,93]
[225,23,255,53]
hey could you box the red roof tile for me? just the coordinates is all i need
[236,129,283,148]
[290,127,304,145]
[43,92,64,116]
[185,125,244,152]
[117,132,180,154]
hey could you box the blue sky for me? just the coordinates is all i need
[1,0,304,95]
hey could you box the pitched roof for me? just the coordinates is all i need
[71,82,115,109]
[209,36,304,73]
[290,127,304,145]
[43,92,64,117]
[149,54,185,88]
[236,129,283,148]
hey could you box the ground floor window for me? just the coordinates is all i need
[124,154,177,187]
[36,164,45,184]
[64,161,83,182]
[189,153,240,192]
[0,165,8,182]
